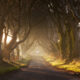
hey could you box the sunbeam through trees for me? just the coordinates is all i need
[0,0,80,80]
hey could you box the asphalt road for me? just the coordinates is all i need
[0,56,79,80]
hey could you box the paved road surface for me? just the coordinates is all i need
[0,56,79,80]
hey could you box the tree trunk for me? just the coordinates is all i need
[16,46,20,61]
[0,30,3,60]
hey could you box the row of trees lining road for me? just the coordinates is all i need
[29,0,80,63]
[47,0,80,62]
[0,0,80,63]
[0,0,36,62]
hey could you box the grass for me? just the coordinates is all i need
[0,56,31,74]
[18,56,31,66]
[44,55,80,73]
[0,61,19,74]
[0,55,36,75]
[57,60,80,73]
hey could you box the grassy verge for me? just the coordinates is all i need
[0,61,19,74]
[0,57,31,74]
[44,55,80,75]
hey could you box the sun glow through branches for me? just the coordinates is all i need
[2,33,12,44]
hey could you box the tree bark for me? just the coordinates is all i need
[0,30,3,60]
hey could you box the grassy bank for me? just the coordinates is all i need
[0,61,19,74]
[0,57,31,74]
[44,55,80,74]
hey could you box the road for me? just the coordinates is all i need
[0,56,79,80]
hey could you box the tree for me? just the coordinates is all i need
[0,0,38,61]
[47,0,80,61]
